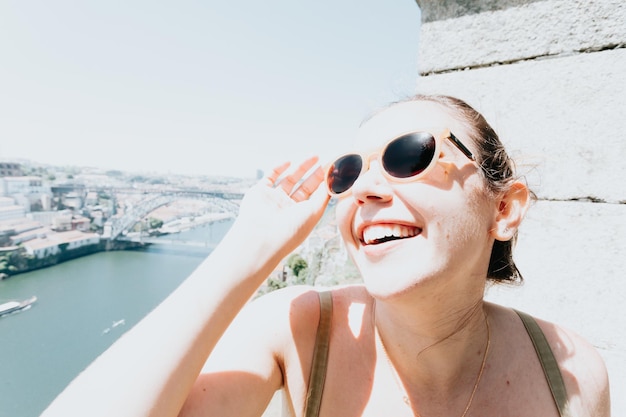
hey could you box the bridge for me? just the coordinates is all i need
[89,185,245,202]
[104,192,240,241]
[117,235,220,250]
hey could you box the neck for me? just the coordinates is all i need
[373,287,489,392]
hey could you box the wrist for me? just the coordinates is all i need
[202,220,284,286]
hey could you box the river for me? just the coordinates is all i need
[0,219,234,417]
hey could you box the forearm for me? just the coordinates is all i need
[42,160,329,417]
[41,222,280,417]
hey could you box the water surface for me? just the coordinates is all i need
[0,219,233,416]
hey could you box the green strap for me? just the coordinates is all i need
[304,291,333,417]
[515,310,571,417]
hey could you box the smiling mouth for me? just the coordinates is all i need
[361,224,421,245]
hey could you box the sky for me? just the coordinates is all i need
[0,1,422,178]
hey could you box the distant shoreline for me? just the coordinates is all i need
[158,212,234,234]
[1,218,232,279]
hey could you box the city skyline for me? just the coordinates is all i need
[0,1,421,179]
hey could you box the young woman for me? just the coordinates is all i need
[42,95,610,417]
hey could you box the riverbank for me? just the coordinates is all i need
[0,216,234,279]
[0,240,143,279]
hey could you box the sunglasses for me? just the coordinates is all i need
[325,129,476,196]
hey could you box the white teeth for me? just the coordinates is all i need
[362,224,419,245]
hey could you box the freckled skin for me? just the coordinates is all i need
[335,101,494,299]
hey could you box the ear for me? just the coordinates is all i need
[490,181,531,241]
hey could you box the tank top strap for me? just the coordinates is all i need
[302,302,570,416]
[514,309,572,417]
[303,290,333,417]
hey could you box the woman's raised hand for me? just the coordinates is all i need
[39,158,330,417]
[232,156,330,265]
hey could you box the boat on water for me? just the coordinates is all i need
[0,296,37,317]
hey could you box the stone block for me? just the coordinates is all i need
[415,48,626,203]
[418,0,626,74]
[416,0,544,23]
[486,199,626,416]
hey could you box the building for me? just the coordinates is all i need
[0,176,45,196]
[0,162,23,177]
[26,210,72,228]
[0,197,15,208]
[9,226,48,246]
[51,213,73,232]
[21,238,61,259]
[0,202,26,222]
[0,176,52,212]
[22,230,101,259]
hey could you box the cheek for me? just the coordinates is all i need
[421,181,494,237]
[442,190,495,242]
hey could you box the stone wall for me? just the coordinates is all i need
[413,0,625,413]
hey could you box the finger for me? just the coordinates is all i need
[295,179,331,223]
[266,162,291,186]
[290,165,325,202]
[277,156,319,194]
[308,177,331,209]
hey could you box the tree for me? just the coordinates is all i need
[287,253,308,282]
[266,277,287,292]
[148,217,163,230]
[0,250,29,275]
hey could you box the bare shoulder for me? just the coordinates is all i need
[488,303,610,417]
[226,285,323,349]
[252,284,370,324]
[236,285,369,350]
[531,315,610,416]
[252,284,370,333]
[185,286,357,417]
[249,284,322,320]
[203,285,321,370]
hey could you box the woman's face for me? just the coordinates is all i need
[334,100,498,299]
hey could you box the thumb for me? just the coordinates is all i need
[305,180,331,217]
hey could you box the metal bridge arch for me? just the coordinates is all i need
[106,192,239,240]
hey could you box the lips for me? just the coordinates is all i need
[360,223,421,245]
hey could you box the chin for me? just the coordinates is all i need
[362,279,419,301]
[358,265,439,300]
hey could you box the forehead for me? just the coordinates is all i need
[355,100,468,150]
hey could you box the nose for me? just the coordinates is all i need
[350,160,394,206]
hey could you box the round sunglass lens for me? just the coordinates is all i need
[382,132,436,178]
[328,154,363,194]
